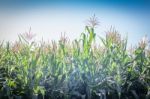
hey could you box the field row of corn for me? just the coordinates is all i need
[0,24,150,99]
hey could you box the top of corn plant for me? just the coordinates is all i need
[86,14,100,28]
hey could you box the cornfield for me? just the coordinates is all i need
[0,18,150,99]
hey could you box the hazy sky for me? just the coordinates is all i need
[0,0,150,45]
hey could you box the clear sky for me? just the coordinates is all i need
[0,0,150,46]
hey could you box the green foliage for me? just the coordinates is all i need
[0,22,150,99]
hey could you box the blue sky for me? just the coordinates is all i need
[0,0,150,46]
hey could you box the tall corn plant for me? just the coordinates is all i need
[1,32,46,98]
[18,34,44,96]
[95,27,130,98]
